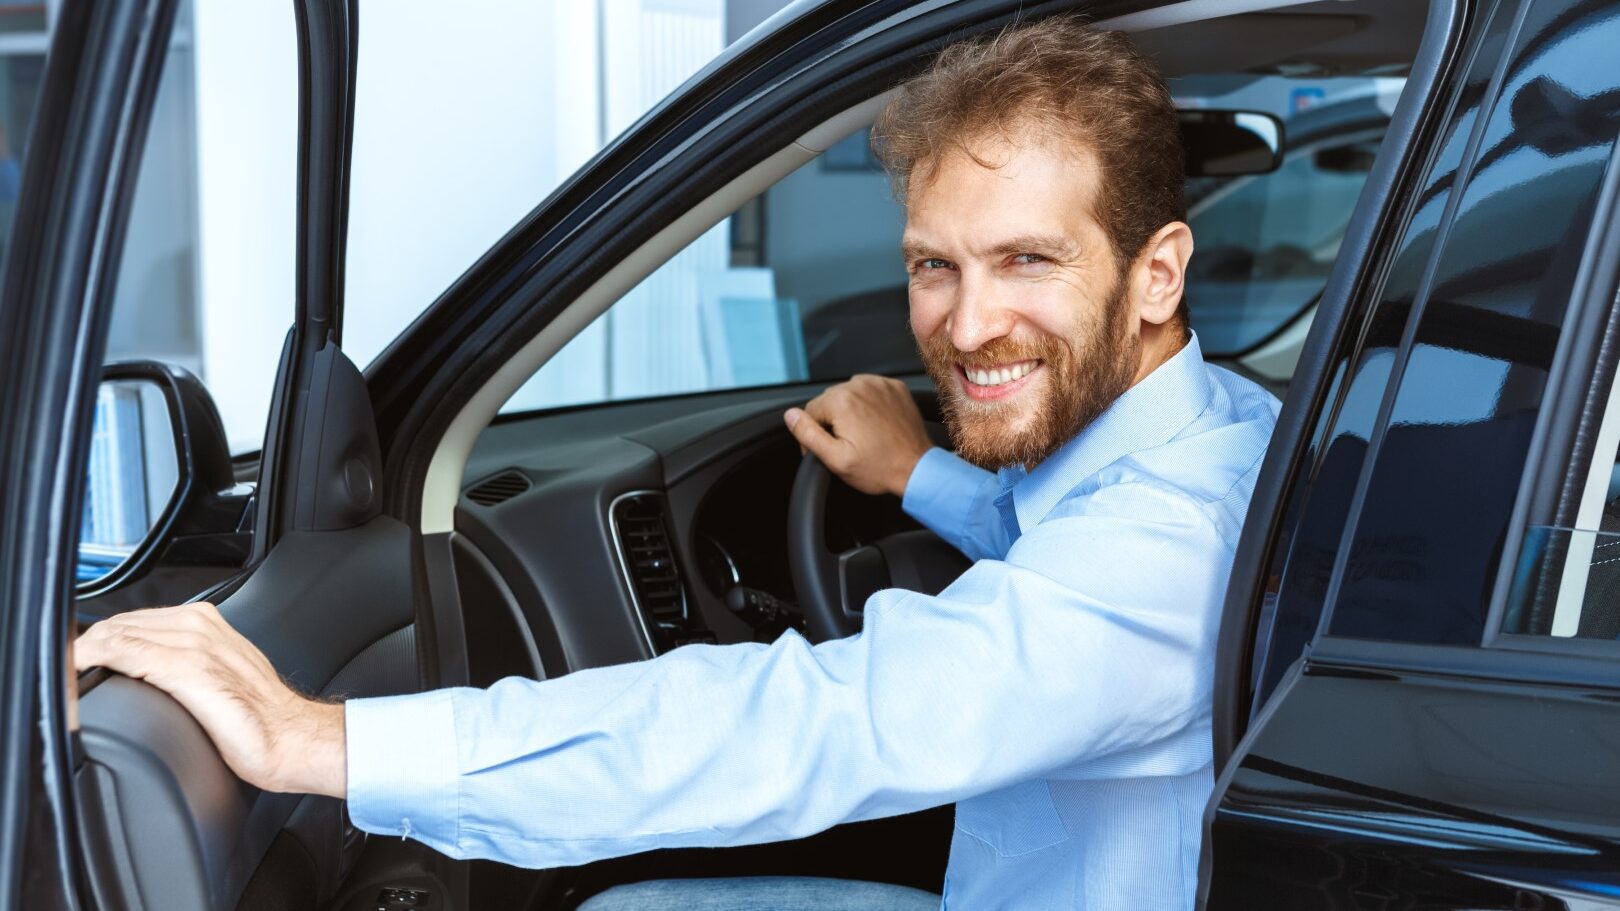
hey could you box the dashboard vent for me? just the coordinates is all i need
[611,493,688,636]
[465,471,531,507]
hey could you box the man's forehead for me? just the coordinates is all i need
[903,131,1106,255]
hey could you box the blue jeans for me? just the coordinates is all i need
[576,876,942,910]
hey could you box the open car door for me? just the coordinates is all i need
[1205,0,1620,904]
[0,1,464,908]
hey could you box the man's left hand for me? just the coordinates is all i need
[74,601,346,798]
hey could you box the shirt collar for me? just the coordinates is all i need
[1000,331,1215,531]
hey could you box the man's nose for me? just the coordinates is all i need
[948,270,1016,352]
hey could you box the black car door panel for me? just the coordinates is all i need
[1208,0,1620,904]
[1210,665,1620,904]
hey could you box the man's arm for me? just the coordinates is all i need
[78,479,1232,870]
[899,447,1012,562]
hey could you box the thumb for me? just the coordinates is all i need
[785,407,846,465]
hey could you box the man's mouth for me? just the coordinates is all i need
[957,359,1042,400]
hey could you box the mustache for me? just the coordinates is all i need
[916,332,1069,371]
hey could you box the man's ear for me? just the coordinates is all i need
[1129,221,1193,327]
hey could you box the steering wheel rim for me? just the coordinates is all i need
[787,452,881,642]
[787,417,971,643]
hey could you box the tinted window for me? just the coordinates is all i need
[1327,0,1620,645]
[1249,0,1522,702]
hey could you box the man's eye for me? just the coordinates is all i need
[1013,253,1048,265]
[917,258,952,271]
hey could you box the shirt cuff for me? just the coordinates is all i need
[902,447,984,533]
[345,689,461,851]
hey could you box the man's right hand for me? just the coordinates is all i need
[784,374,934,498]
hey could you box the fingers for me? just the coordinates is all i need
[75,623,187,680]
[784,407,851,469]
[74,601,235,675]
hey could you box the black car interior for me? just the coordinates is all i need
[67,1,1433,909]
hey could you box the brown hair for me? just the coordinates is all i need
[872,15,1187,319]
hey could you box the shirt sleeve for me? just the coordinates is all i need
[344,480,1232,869]
[900,447,1010,561]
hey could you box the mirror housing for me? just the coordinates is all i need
[78,362,247,607]
[1180,109,1286,177]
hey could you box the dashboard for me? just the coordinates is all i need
[451,377,941,683]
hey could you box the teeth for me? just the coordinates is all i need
[966,361,1036,387]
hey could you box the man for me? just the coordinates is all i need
[76,16,1279,909]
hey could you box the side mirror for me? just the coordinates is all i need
[78,362,244,604]
[1180,109,1286,177]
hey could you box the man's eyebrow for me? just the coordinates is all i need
[901,238,946,261]
[983,234,1079,259]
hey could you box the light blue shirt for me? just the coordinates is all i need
[345,333,1280,909]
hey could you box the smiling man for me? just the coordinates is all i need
[77,16,1279,911]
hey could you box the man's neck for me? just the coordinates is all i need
[1129,322,1189,388]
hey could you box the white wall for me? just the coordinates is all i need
[191,0,298,452]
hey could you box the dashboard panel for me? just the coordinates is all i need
[453,377,942,677]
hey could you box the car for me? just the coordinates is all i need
[3,0,1617,907]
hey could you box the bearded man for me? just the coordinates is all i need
[76,15,1279,911]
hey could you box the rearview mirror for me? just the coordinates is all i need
[1180,109,1285,177]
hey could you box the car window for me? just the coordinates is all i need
[79,0,295,581]
[1323,0,1620,646]
[343,0,734,372]
[501,144,904,413]
[498,73,1405,414]
[1179,76,1404,358]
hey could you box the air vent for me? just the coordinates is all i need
[465,471,531,507]
[611,493,689,640]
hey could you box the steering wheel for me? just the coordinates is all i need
[788,445,972,643]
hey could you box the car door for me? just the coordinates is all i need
[1205,0,1620,904]
[0,1,450,909]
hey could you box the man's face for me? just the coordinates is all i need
[904,132,1142,470]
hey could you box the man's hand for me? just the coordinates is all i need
[785,374,933,498]
[74,601,346,798]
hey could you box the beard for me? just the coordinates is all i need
[918,278,1139,471]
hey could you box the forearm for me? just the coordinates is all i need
[341,635,965,867]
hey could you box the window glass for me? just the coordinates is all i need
[500,72,1408,414]
[1326,0,1620,645]
[501,141,905,413]
[344,0,731,372]
[1178,76,1404,358]
[1247,0,1526,703]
